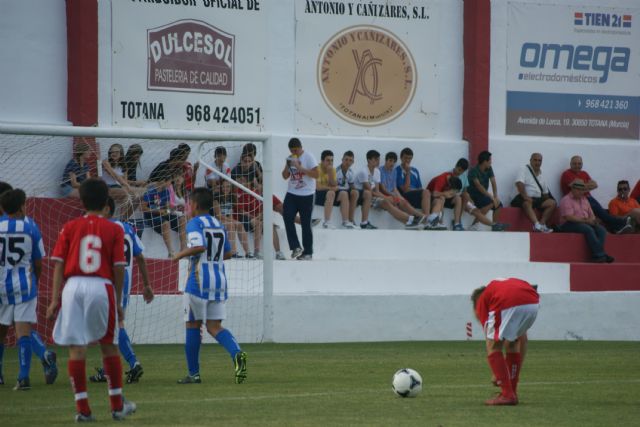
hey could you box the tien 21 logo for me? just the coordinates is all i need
[574,12,632,28]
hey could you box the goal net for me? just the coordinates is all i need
[0,127,270,346]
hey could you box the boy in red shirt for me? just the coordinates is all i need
[471,277,539,405]
[46,178,135,422]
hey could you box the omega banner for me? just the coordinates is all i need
[295,0,440,137]
[506,3,640,140]
[111,0,267,130]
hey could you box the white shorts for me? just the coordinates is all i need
[0,298,37,325]
[183,293,226,322]
[485,303,539,342]
[53,276,119,346]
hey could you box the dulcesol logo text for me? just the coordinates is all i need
[318,25,416,126]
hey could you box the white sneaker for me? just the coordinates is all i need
[533,223,544,232]
[541,224,554,233]
[468,222,481,231]
[342,221,356,229]
[322,221,334,229]
[275,251,286,260]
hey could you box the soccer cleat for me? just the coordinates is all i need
[177,373,201,384]
[43,350,58,385]
[616,223,634,234]
[485,393,518,406]
[89,367,107,383]
[75,413,96,423]
[491,223,510,232]
[112,399,137,421]
[405,217,423,230]
[13,377,31,391]
[125,363,144,384]
[360,222,378,230]
[234,351,248,384]
[291,247,303,259]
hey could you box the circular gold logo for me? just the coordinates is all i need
[318,25,417,126]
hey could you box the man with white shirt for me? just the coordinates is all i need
[281,138,319,260]
[510,153,556,233]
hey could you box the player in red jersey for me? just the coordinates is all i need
[46,179,136,422]
[471,277,539,406]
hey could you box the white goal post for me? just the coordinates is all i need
[0,122,275,344]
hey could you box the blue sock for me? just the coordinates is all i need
[18,336,32,380]
[118,328,138,369]
[185,328,201,376]
[0,343,4,376]
[30,330,46,361]
[214,329,241,359]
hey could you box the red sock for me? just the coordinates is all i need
[68,359,91,416]
[487,352,515,398]
[103,355,124,411]
[505,352,522,394]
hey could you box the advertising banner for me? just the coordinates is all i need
[506,2,640,140]
[111,0,267,130]
[295,0,440,137]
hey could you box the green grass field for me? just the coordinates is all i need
[1,341,639,426]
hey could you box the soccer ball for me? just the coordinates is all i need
[392,368,423,398]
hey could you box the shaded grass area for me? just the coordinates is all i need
[1,341,639,426]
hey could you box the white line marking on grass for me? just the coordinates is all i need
[2,379,639,414]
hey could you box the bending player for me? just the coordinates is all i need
[471,277,539,405]
[89,197,154,384]
[173,187,248,384]
[46,179,136,422]
[0,189,46,390]
[0,182,57,387]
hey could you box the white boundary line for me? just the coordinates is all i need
[2,378,639,413]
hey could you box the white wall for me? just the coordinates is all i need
[0,0,68,125]
[489,0,640,206]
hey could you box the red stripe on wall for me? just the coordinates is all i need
[463,0,491,165]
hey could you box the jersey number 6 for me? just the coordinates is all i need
[79,235,102,273]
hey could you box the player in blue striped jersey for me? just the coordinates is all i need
[89,197,154,384]
[0,183,58,387]
[0,189,45,390]
[173,187,247,384]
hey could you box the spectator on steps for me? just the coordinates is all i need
[379,152,427,226]
[61,142,92,197]
[608,180,640,232]
[510,153,556,233]
[205,146,231,193]
[315,150,351,229]
[395,148,432,221]
[467,151,509,231]
[102,143,143,220]
[560,155,633,234]
[335,150,360,229]
[355,150,423,230]
[123,144,146,187]
[558,179,613,263]
[427,170,464,231]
